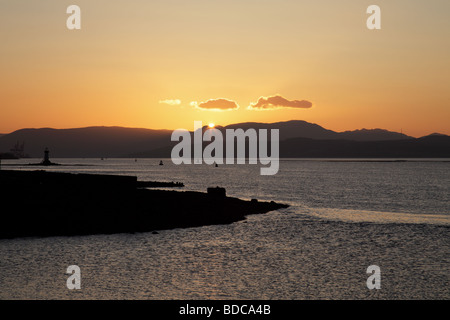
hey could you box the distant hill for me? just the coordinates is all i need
[337,128,412,141]
[222,120,413,141]
[279,135,450,158]
[0,121,447,158]
[0,126,172,158]
[223,120,338,141]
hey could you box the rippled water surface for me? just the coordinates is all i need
[0,159,449,299]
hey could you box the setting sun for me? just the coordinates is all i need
[208,123,215,128]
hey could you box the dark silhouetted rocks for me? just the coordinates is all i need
[207,186,226,198]
[136,181,184,188]
[0,170,288,239]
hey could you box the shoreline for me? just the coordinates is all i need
[0,170,288,239]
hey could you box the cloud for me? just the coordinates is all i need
[159,99,182,106]
[190,98,239,111]
[248,95,313,110]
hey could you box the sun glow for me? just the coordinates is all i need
[208,123,215,128]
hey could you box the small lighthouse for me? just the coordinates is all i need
[41,147,52,166]
[28,148,60,166]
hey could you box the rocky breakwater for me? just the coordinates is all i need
[0,170,288,239]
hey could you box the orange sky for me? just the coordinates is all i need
[1,0,449,137]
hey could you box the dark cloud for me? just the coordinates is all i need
[248,95,313,110]
[191,98,239,111]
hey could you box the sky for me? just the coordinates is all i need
[0,0,449,137]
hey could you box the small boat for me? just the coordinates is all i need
[159,160,164,166]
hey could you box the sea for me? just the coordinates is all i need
[0,158,449,299]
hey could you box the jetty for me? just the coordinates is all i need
[0,170,288,239]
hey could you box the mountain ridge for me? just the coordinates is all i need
[0,120,448,158]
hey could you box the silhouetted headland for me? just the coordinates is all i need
[0,170,288,239]
[136,180,184,188]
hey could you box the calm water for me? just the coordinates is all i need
[0,159,449,299]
